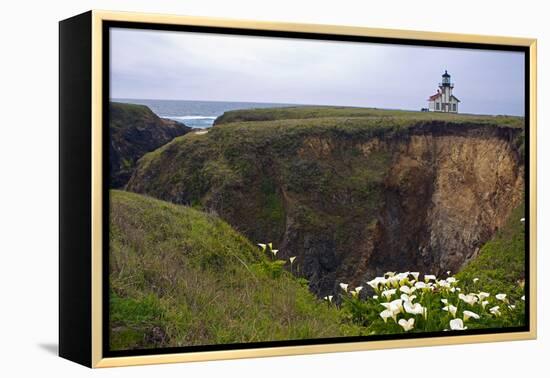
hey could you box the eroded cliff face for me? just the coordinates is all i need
[126,121,524,296]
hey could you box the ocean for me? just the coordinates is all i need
[113,98,300,128]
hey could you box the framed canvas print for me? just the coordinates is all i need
[59,10,537,368]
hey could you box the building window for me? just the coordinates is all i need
[436,103,440,110]
[453,104,457,111]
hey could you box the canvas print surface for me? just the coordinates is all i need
[107,26,527,353]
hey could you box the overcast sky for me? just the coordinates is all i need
[110,28,525,116]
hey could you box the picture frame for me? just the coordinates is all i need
[59,10,537,368]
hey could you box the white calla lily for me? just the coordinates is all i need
[404,301,424,315]
[339,283,349,292]
[381,289,397,300]
[463,310,480,321]
[450,318,467,330]
[495,293,507,301]
[398,318,415,331]
[289,256,296,264]
[443,305,458,318]
[489,306,501,316]
[424,274,437,282]
[458,293,478,306]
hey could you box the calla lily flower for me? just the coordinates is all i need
[271,249,278,256]
[414,281,427,290]
[424,274,437,282]
[404,301,424,315]
[400,285,416,295]
[398,318,415,331]
[367,277,387,290]
[258,243,266,251]
[489,306,501,316]
[481,300,489,309]
[476,292,490,301]
[373,295,379,300]
[446,277,458,284]
[289,256,296,264]
[450,318,467,330]
[496,293,507,301]
[410,272,420,280]
[379,309,394,323]
[458,293,478,306]
[521,295,525,301]
[268,242,273,250]
[520,218,525,223]
[382,289,397,300]
[443,305,458,318]
[401,294,417,303]
[323,295,333,302]
[463,310,480,321]
[441,298,448,304]
[473,278,480,283]
[446,271,452,275]
[339,283,349,292]
[381,299,403,315]
[385,272,396,277]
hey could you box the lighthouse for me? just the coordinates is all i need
[427,70,460,113]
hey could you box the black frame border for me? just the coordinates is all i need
[101,20,531,359]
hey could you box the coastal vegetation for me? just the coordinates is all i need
[109,103,526,350]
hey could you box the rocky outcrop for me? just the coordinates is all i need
[126,113,524,297]
[109,102,191,188]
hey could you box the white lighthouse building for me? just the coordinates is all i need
[427,70,460,113]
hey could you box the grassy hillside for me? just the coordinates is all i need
[214,106,524,129]
[457,201,526,298]
[109,190,359,350]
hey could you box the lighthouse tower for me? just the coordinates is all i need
[427,70,460,113]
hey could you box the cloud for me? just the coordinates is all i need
[110,27,525,115]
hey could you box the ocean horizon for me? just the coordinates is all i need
[112,98,306,128]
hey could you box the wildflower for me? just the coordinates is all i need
[443,305,458,318]
[489,306,501,316]
[355,286,364,294]
[496,293,507,302]
[473,277,479,283]
[441,298,448,305]
[380,309,394,323]
[481,300,489,309]
[458,293,478,306]
[400,285,416,295]
[258,243,266,251]
[401,294,417,303]
[424,274,437,282]
[446,277,458,284]
[271,249,278,256]
[463,310,480,321]
[476,292,490,301]
[410,272,420,281]
[382,288,397,300]
[450,318,468,330]
[404,301,424,315]
[414,281,427,290]
[339,283,349,292]
[367,277,387,290]
[289,256,296,264]
[398,318,415,332]
[381,299,403,316]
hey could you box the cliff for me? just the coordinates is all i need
[109,102,192,188]
[126,107,525,296]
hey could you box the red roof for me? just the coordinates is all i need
[428,92,441,101]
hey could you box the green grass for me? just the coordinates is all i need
[214,105,524,129]
[456,201,526,298]
[109,190,360,350]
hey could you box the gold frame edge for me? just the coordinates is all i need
[89,9,537,368]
